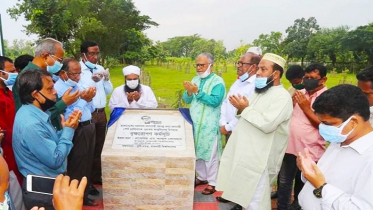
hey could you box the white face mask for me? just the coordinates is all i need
[126,79,139,89]
[197,64,211,79]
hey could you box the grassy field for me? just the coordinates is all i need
[106,64,358,113]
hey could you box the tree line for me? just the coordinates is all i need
[5,1,373,72]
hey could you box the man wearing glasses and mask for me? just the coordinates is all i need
[182,53,225,195]
[79,40,113,194]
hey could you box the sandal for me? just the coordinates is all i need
[195,178,208,186]
[202,185,216,195]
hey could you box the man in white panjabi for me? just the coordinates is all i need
[109,65,158,111]
[219,47,261,141]
[216,53,293,210]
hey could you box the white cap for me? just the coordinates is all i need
[262,53,286,69]
[246,47,262,56]
[122,65,140,76]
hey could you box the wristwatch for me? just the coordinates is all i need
[313,183,327,198]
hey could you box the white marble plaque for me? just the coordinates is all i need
[112,113,186,150]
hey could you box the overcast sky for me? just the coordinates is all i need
[1,0,373,51]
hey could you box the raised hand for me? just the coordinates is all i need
[297,148,325,188]
[183,81,198,95]
[61,87,80,106]
[80,87,96,102]
[229,94,249,113]
[61,110,82,129]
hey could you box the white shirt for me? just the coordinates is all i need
[109,84,158,111]
[299,131,373,209]
[219,75,256,131]
[79,61,113,109]
[369,106,373,126]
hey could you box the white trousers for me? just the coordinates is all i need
[244,169,268,210]
[196,136,219,186]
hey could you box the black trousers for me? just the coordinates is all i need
[277,153,304,210]
[67,122,96,199]
[91,111,107,184]
[22,178,54,210]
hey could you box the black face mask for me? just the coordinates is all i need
[36,92,56,111]
[303,78,321,92]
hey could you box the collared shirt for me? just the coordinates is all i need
[54,79,95,122]
[79,61,113,109]
[12,104,74,177]
[286,87,327,161]
[12,62,67,130]
[219,75,256,131]
[299,131,373,209]
[109,84,158,111]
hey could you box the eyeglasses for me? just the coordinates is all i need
[86,52,100,57]
[67,72,81,77]
[50,55,63,63]
[235,61,253,67]
[193,63,209,68]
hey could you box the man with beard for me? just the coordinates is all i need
[109,65,158,110]
[277,64,327,210]
[216,53,293,210]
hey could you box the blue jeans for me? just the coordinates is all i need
[276,153,304,210]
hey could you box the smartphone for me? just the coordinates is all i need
[26,174,56,195]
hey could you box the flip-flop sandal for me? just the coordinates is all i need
[195,178,208,186]
[202,185,216,195]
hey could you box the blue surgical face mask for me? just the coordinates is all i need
[239,66,254,82]
[0,70,18,86]
[46,55,63,74]
[255,72,275,89]
[63,72,78,87]
[319,116,356,143]
[84,53,97,69]
[197,64,211,79]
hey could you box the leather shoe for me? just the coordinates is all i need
[83,198,99,206]
[230,204,242,210]
[216,196,231,203]
[89,185,100,196]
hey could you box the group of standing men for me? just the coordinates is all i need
[0,37,159,209]
[183,49,373,210]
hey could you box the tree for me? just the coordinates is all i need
[3,39,34,59]
[7,0,158,64]
[342,23,373,65]
[307,26,350,67]
[283,17,320,66]
[162,34,201,57]
[252,31,284,55]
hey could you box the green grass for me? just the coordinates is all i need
[105,65,358,118]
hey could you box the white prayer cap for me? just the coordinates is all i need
[246,46,262,56]
[122,65,140,76]
[262,53,286,69]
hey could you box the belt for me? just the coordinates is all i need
[79,119,93,127]
[93,108,105,113]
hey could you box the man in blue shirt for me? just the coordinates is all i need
[12,69,81,209]
[54,57,98,206]
[79,41,113,189]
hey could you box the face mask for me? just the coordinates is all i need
[63,72,78,87]
[0,191,10,210]
[126,79,139,89]
[303,78,321,92]
[46,55,63,74]
[238,66,254,82]
[0,70,18,86]
[292,83,305,90]
[319,116,355,143]
[36,91,56,111]
[255,72,275,89]
[84,54,97,69]
[197,64,211,79]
